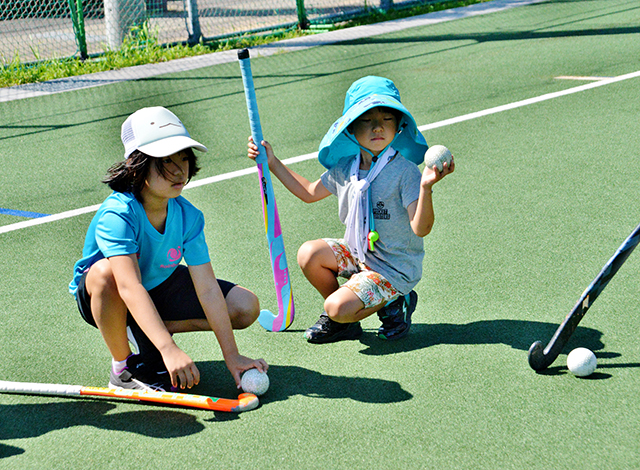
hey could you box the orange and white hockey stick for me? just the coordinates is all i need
[0,380,258,412]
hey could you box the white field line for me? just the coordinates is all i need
[0,204,103,234]
[184,152,319,189]
[418,70,640,131]
[1,69,639,235]
[0,153,319,235]
[554,76,613,81]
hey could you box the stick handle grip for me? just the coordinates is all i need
[0,380,82,396]
[238,49,267,164]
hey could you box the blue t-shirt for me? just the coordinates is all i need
[69,192,210,297]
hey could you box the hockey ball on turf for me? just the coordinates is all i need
[567,348,597,377]
[241,369,270,396]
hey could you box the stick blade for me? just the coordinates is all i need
[258,287,294,331]
[201,393,260,412]
[527,340,552,371]
[232,393,260,412]
[258,309,277,331]
[258,309,290,332]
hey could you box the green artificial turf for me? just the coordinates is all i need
[1,0,640,468]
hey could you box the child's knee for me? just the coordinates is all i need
[87,259,118,295]
[324,296,352,322]
[296,241,315,269]
[297,239,328,269]
[323,296,340,319]
[228,287,260,329]
[324,288,362,322]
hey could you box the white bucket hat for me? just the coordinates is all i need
[121,106,207,159]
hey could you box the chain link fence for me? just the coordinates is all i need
[1,0,424,64]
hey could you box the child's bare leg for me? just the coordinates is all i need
[324,286,385,323]
[297,239,340,298]
[305,285,369,343]
[164,286,260,333]
[84,258,131,361]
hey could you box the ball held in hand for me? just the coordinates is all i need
[423,145,452,171]
[567,348,597,377]
[241,368,270,396]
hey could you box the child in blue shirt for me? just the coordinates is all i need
[71,106,267,391]
[248,76,454,344]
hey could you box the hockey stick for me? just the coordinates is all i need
[237,48,295,332]
[0,380,259,412]
[528,221,640,371]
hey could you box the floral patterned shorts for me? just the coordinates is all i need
[323,238,400,309]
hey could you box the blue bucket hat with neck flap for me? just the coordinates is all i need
[318,76,428,169]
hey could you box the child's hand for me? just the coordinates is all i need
[225,353,269,388]
[161,345,200,390]
[247,137,277,167]
[422,156,455,190]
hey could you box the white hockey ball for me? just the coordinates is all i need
[241,369,270,396]
[424,145,452,172]
[567,348,597,377]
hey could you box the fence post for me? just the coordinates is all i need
[104,0,146,49]
[68,0,88,59]
[186,0,202,44]
[296,0,309,29]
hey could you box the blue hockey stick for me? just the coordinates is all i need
[238,48,295,332]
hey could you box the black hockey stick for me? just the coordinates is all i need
[528,221,640,371]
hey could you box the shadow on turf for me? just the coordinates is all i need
[540,361,640,380]
[0,443,24,459]
[0,398,207,457]
[357,319,605,357]
[537,367,613,380]
[533,360,640,379]
[195,361,413,407]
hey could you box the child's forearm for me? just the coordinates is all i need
[201,289,240,359]
[188,264,240,359]
[249,138,330,202]
[410,184,435,237]
[411,157,454,237]
[121,286,177,351]
[110,255,177,353]
[269,157,329,203]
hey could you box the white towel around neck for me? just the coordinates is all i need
[344,146,397,262]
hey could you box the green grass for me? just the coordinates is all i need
[0,0,490,88]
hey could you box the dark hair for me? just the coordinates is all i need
[347,106,403,133]
[103,148,200,200]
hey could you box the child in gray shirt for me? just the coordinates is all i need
[248,76,454,343]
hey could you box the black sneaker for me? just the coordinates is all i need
[377,291,418,340]
[304,313,363,344]
[108,354,173,392]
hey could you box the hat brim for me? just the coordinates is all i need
[138,135,207,158]
[318,94,428,169]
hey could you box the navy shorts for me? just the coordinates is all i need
[76,264,236,328]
